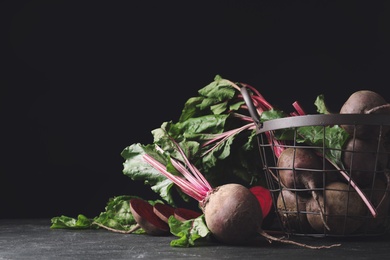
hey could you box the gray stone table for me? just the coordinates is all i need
[1,219,390,259]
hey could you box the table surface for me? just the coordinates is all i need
[1,218,390,259]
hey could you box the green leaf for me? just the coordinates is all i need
[297,125,349,165]
[260,109,286,121]
[121,143,178,205]
[179,96,204,122]
[315,94,331,114]
[259,97,350,167]
[169,114,229,139]
[50,214,95,229]
[168,215,212,247]
[51,195,166,233]
[198,76,236,103]
[92,195,141,232]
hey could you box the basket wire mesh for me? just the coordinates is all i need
[240,87,390,237]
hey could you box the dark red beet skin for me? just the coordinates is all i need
[202,183,263,245]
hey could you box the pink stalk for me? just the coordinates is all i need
[291,101,306,116]
[171,141,213,191]
[170,159,209,192]
[219,82,287,158]
[201,123,255,157]
[143,154,207,201]
[143,140,213,205]
[143,133,220,206]
[322,155,377,217]
[240,83,274,110]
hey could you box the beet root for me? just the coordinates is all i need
[306,182,366,235]
[174,208,202,222]
[153,203,176,224]
[339,90,390,139]
[201,183,262,245]
[277,147,338,191]
[129,198,170,236]
[277,147,334,231]
[342,137,388,188]
[249,186,273,218]
[277,147,323,190]
[276,189,313,234]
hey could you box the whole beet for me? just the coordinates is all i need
[306,182,366,235]
[342,137,388,188]
[340,90,390,139]
[201,183,262,245]
[276,189,313,234]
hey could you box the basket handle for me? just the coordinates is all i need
[240,86,261,127]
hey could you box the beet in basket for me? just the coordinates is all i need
[240,87,390,237]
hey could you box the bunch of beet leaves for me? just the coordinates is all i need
[50,75,372,247]
[52,75,276,246]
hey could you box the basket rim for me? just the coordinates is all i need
[257,114,390,133]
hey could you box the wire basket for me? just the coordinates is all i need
[240,87,390,237]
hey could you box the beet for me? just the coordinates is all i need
[276,189,313,234]
[339,90,390,139]
[277,147,338,191]
[153,202,203,223]
[277,147,336,231]
[174,208,202,222]
[129,198,170,236]
[306,182,366,235]
[200,183,262,244]
[153,203,176,224]
[249,185,273,218]
[342,137,388,188]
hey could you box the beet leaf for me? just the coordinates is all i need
[168,215,212,247]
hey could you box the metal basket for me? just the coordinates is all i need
[240,87,390,237]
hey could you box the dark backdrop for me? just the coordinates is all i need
[2,0,389,219]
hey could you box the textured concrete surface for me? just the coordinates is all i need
[1,219,390,259]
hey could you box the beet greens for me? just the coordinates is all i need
[121,75,276,206]
[51,75,388,245]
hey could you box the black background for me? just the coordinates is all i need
[2,0,390,219]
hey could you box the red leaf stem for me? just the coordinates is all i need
[170,159,210,193]
[170,140,213,191]
[143,154,208,201]
[201,123,254,157]
[292,101,306,116]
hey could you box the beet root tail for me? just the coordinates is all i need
[258,229,341,249]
